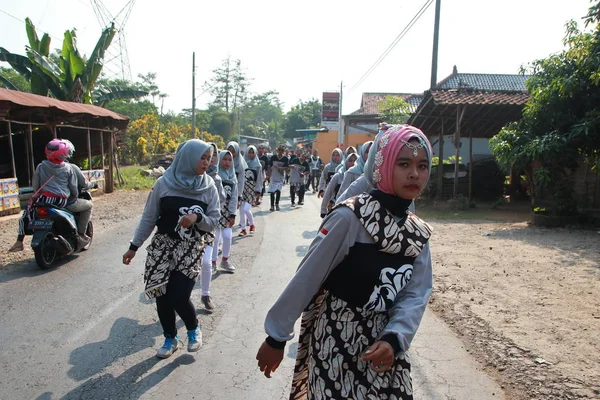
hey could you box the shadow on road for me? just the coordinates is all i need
[67,317,160,382]
[295,245,309,258]
[0,254,80,283]
[41,354,194,400]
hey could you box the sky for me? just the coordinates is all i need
[0,0,595,115]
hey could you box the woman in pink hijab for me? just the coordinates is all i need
[257,125,434,399]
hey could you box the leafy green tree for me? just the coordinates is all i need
[377,95,411,123]
[0,66,29,91]
[206,57,250,113]
[240,90,285,143]
[284,98,322,138]
[210,109,233,140]
[490,3,600,215]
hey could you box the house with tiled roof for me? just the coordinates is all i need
[408,66,530,199]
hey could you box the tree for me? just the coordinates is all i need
[0,18,146,104]
[284,98,322,138]
[377,95,411,123]
[0,66,29,91]
[490,2,600,215]
[206,57,250,113]
[240,90,285,143]
[210,109,233,140]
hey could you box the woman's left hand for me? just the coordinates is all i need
[361,341,395,373]
[179,213,198,229]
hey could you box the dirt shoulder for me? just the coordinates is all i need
[429,219,600,399]
[1,192,599,398]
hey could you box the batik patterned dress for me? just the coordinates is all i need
[289,193,433,400]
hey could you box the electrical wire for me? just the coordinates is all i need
[347,0,435,94]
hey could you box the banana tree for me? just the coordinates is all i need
[0,19,147,104]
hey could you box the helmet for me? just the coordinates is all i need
[45,139,75,164]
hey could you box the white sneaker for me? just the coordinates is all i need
[156,335,181,359]
[221,259,235,273]
[187,327,202,352]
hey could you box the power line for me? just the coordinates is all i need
[347,0,435,94]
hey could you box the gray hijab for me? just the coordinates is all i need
[226,141,248,175]
[347,141,373,176]
[162,139,214,194]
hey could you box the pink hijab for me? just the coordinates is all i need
[372,125,432,195]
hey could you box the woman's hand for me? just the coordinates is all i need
[318,190,324,199]
[256,341,284,378]
[361,341,395,373]
[227,216,236,228]
[122,249,136,265]
[179,213,198,229]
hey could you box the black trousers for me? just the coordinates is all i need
[156,270,198,337]
[270,190,281,206]
[290,184,305,204]
[310,171,320,190]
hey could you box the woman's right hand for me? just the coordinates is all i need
[318,190,324,199]
[123,249,136,265]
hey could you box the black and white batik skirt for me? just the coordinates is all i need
[290,290,413,400]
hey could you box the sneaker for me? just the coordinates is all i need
[201,295,215,312]
[77,234,91,248]
[276,204,280,211]
[298,201,304,206]
[270,206,274,212]
[238,229,247,236]
[291,203,296,207]
[8,241,24,252]
[156,335,181,359]
[187,327,202,352]
[249,225,255,234]
[211,262,217,274]
[221,259,235,273]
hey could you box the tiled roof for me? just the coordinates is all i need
[405,94,424,112]
[350,92,418,115]
[431,89,529,105]
[436,73,528,92]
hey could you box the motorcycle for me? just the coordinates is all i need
[28,191,94,269]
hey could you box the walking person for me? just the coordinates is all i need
[258,145,269,204]
[338,141,374,195]
[239,145,263,236]
[226,141,247,210]
[320,152,358,218]
[211,150,238,273]
[200,143,225,313]
[256,125,434,400]
[122,139,220,359]
[317,148,343,199]
[308,149,323,193]
[289,149,310,207]
[268,145,289,211]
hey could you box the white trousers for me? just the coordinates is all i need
[201,245,213,296]
[240,201,254,230]
[212,227,232,262]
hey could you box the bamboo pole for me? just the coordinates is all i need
[25,125,32,185]
[87,129,92,171]
[469,129,473,199]
[100,131,105,169]
[7,121,16,177]
[437,118,444,199]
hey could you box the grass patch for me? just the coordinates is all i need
[116,165,156,190]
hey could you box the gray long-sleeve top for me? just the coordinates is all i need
[264,206,433,354]
[320,172,343,215]
[337,170,361,199]
[33,160,78,200]
[130,176,221,247]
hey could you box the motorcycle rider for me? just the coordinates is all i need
[66,161,94,246]
[9,139,79,252]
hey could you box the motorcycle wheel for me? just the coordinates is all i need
[81,221,94,251]
[34,231,57,269]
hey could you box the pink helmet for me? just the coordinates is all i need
[45,139,75,164]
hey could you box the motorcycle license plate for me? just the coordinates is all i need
[29,220,53,230]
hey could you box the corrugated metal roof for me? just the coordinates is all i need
[350,92,419,116]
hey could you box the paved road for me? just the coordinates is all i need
[0,190,504,399]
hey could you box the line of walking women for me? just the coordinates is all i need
[122,139,263,359]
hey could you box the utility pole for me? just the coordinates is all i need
[430,0,442,89]
[338,81,343,147]
[191,52,196,139]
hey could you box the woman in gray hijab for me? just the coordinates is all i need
[122,139,221,359]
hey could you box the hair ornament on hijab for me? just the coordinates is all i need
[401,138,426,157]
